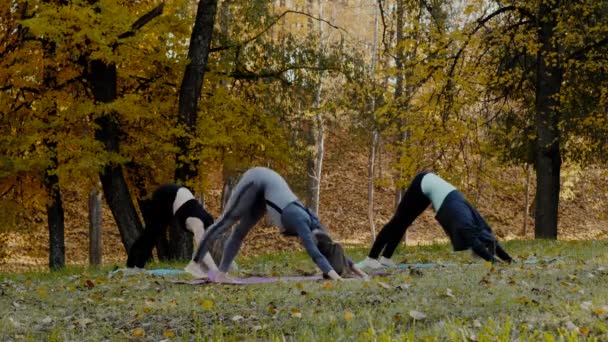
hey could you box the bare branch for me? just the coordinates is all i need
[118,3,165,40]
[210,10,345,53]
[376,0,388,54]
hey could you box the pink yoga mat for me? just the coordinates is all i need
[172,275,324,285]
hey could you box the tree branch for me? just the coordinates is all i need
[209,10,345,53]
[569,37,608,60]
[117,2,165,40]
[376,0,388,54]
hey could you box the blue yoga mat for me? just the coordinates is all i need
[109,268,188,277]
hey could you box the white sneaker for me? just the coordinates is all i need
[379,256,398,268]
[184,260,208,279]
[356,257,384,270]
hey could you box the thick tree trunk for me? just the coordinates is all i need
[175,0,218,183]
[173,0,218,259]
[88,186,102,266]
[44,143,65,270]
[534,2,562,239]
[88,60,144,251]
[41,35,65,270]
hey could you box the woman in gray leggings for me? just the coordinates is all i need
[190,167,368,283]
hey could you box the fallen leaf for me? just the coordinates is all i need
[579,327,590,336]
[231,315,244,321]
[41,316,52,325]
[409,310,426,320]
[565,321,578,332]
[132,327,145,337]
[322,282,334,289]
[377,281,392,289]
[344,311,354,321]
[85,280,95,289]
[199,299,213,309]
[76,318,93,328]
[163,330,175,337]
[592,306,608,315]
[580,301,592,310]
[446,288,454,298]
[396,283,410,290]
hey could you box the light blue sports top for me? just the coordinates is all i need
[420,173,456,212]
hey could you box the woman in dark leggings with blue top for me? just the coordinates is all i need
[358,171,512,269]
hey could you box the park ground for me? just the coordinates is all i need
[1,239,608,341]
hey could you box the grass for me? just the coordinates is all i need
[1,240,608,341]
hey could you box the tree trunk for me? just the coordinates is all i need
[367,3,380,241]
[173,0,218,259]
[393,0,406,209]
[44,143,65,270]
[175,0,218,184]
[87,60,144,251]
[523,164,531,236]
[305,0,325,215]
[41,34,65,271]
[534,2,562,239]
[88,186,103,266]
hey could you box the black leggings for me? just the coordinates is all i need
[368,172,430,259]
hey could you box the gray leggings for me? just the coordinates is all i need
[193,182,265,272]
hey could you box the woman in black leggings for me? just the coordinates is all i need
[358,172,512,269]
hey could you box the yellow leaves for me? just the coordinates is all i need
[198,299,214,309]
[37,287,47,299]
[290,308,302,319]
[343,310,354,321]
[321,282,334,290]
[163,329,176,338]
[131,327,145,337]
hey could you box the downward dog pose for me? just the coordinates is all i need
[127,184,218,273]
[190,167,367,282]
[358,172,512,269]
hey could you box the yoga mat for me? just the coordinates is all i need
[172,275,324,285]
[398,263,457,269]
[109,268,188,277]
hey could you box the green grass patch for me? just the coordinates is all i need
[1,240,608,341]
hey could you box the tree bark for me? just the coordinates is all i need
[41,35,65,271]
[88,186,103,266]
[393,0,406,209]
[175,0,218,184]
[44,143,65,270]
[172,0,218,259]
[87,60,144,251]
[367,3,380,241]
[305,0,325,215]
[534,1,562,239]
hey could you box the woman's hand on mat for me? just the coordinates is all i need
[326,270,343,281]
[350,265,370,281]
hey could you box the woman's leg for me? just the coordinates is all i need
[371,172,430,259]
[218,198,265,272]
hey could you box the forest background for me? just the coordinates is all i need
[1,0,607,271]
